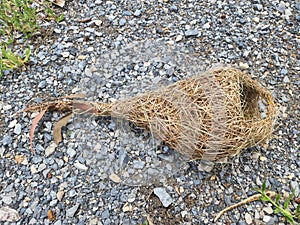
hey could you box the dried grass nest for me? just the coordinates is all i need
[25,67,276,161]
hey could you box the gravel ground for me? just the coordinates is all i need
[1,0,299,224]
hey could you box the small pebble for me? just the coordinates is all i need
[66,204,80,217]
[2,196,13,204]
[245,213,253,224]
[8,120,17,128]
[61,52,70,58]
[133,160,145,169]
[133,9,141,17]
[175,35,183,42]
[255,4,263,11]
[54,28,61,34]
[203,22,210,29]
[13,124,22,135]
[38,80,46,89]
[263,206,274,214]
[45,143,56,157]
[3,105,12,110]
[253,17,260,23]
[67,148,77,158]
[94,20,102,26]
[170,5,178,12]
[239,62,249,69]
[283,76,290,83]
[119,18,126,26]
[30,165,38,174]
[263,215,271,223]
[74,161,88,170]
[153,187,173,207]
[184,29,199,37]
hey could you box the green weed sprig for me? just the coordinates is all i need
[0,45,31,76]
[0,0,64,76]
[255,181,300,225]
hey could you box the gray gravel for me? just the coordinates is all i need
[0,0,299,224]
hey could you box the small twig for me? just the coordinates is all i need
[214,190,276,222]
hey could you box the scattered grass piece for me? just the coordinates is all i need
[254,180,300,225]
[0,45,30,76]
[141,220,149,225]
[0,0,40,38]
[44,4,65,23]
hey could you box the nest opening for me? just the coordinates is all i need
[240,80,268,121]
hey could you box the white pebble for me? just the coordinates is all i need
[263,206,274,214]
[203,22,210,29]
[263,215,271,223]
[61,51,70,58]
[153,187,173,207]
[94,20,102,26]
[45,143,57,157]
[175,35,183,42]
[3,105,12,110]
[253,17,260,23]
[239,62,249,69]
[74,161,88,171]
[8,120,17,128]
[13,124,22,135]
[283,76,290,83]
[87,47,94,52]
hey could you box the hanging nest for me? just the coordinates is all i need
[24,67,276,161]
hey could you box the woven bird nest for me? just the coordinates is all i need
[25,68,276,161]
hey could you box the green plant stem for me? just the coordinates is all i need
[258,190,294,222]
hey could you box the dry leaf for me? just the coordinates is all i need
[47,209,55,221]
[0,207,20,222]
[15,155,26,164]
[53,113,72,145]
[49,0,65,7]
[30,109,47,154]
